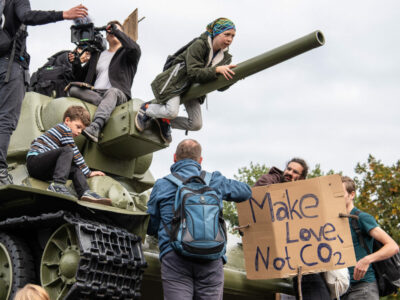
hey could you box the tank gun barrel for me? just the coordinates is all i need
[181,30,325,103]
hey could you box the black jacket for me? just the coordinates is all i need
[254,167,286,187]
[72,28,141,99]
[3,0,63,68]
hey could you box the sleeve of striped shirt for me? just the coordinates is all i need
[58,124,91,177]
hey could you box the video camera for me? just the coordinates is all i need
[70,23,107,53]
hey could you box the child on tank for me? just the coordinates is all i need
[135,17,237,143]
[26,105,111,205]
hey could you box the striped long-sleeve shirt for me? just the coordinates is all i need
[27,123,91,176]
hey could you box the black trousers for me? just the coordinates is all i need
[293,273,331,300]
[0,57,26,169]
[26,147,89,198]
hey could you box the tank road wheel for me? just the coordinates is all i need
[0,233,35,300]
[40,224,80,300]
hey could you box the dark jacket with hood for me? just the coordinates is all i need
[72,27,141,99]
[151,32,232,103]
[254,167,286,187]
[2,0,64,69]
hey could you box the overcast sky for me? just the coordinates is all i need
[27,0,400,181]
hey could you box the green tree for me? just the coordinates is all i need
[307,163,338,178]
[355,155,400,245]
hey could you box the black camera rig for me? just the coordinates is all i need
[70,23,107,53]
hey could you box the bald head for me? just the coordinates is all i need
[175,139,202,163]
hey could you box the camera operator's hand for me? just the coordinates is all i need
[69,49,91,64]
[106,23,118,35]
[68,52,76,63]
[80,51,91,63]
[63,4,88,20]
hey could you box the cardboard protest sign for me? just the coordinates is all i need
[236,174,356,280]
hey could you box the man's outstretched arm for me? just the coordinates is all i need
[15,0,87,25]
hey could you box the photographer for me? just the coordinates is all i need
[68,21,141,143]
[0,0,87,185]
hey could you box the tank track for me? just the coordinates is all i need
[0,211,147,299]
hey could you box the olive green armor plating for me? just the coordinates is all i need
[0,30,324,300]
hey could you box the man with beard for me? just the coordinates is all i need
[255,158,331,300]
[254,157,308,186]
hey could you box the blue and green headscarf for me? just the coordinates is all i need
[206,18,236,38]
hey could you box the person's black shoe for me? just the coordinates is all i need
[82,123,100,143]
[80,190,112,206]
[135,102,151,132]
[0,168,13,186]
[47,182,74,198]
[155,118,172,143]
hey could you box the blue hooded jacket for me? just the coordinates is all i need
[147,159,252,261]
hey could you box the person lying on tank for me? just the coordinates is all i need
[26,105,112,205]
[68,20,141,143]
[135,17,237,143]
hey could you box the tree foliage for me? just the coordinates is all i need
[355,155,400,245]
[307,163,338,178]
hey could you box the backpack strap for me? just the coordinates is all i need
[161,219,173,239]
[350,210,372,254]
[5,23,26,83]
[166,172,211,186]
[200,170,212,185]
[165,173,185,187]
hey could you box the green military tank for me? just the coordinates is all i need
[0,30,324,300]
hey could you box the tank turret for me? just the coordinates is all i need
[0,30,324,300]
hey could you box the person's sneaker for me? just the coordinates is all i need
[82,123,100,143]
[155,118,172,144]
[0,169,13,186]
[47,182,74,197]
[80,190,112,206]
[135,102,151,132]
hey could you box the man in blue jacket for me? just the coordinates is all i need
[147,139,251,300]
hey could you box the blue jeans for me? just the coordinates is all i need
[342,281,379,300]
[161,250,224,300]
[0,57,26,169]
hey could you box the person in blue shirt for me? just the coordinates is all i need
[341,176,399,300]
[147,139,251,300]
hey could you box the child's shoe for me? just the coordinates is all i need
[155,118,172,143]
[135,102,151,132]
[80,190,112,206]
[47,182,74,197]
